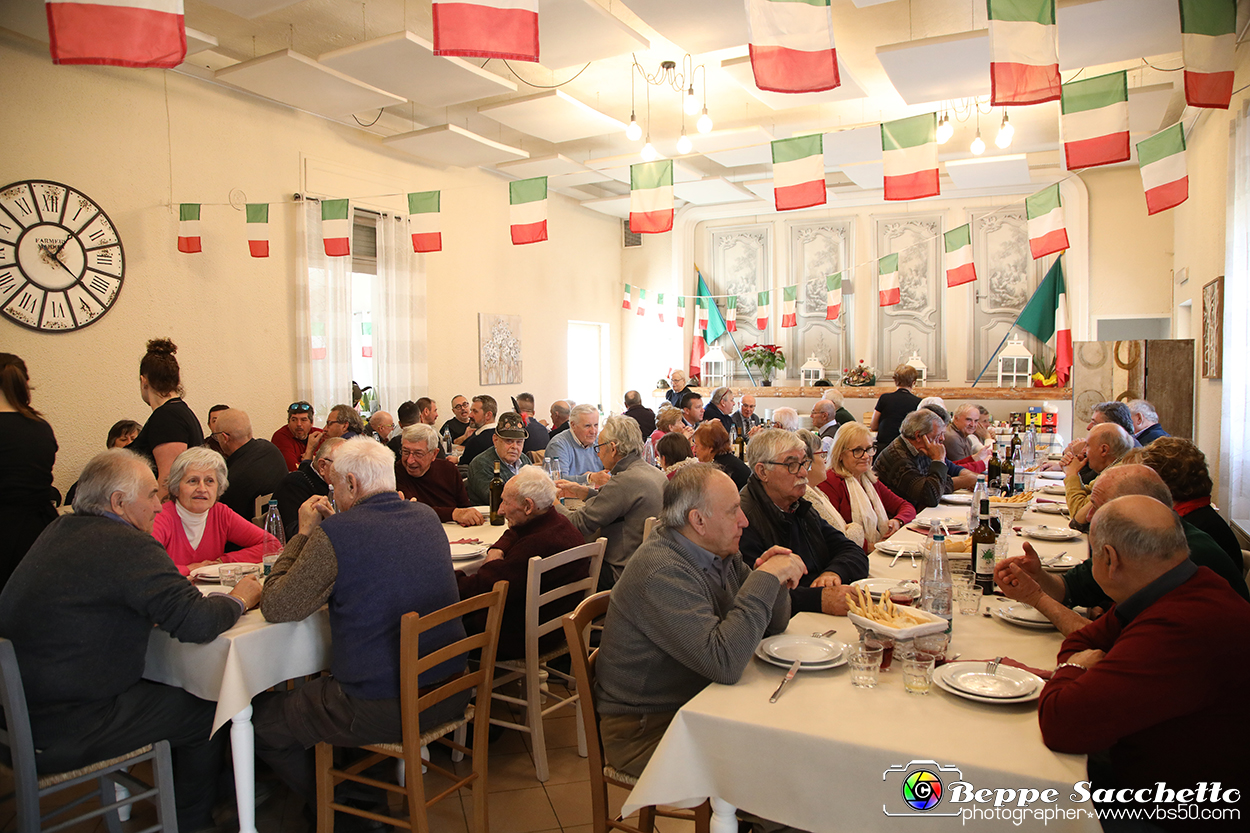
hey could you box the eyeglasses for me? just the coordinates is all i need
[400,448,435,459]
[848,446,875,458]
[288,402,312,413]
[327,419,347,426]
[593,440,616,452]
[764,457,812,475]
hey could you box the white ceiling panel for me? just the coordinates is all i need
[320,32,516,108]
[479,90,625,144]
[185,28,219,57]
[539,0,650,70]
[695,126,776,168]
[673,177,756,206]
[876,30,991,106]
[702,143,774,168]
[215,50,404,118]
[840,161,884,190]
[198,0,304,19]
[720,55,867,110]
[618,0,748,55]
[585,154,704,185]
[383,124,529,168]
[824,126,882,168]
[579,195,633,219]
[1128,83,1177,135]
[1057,0,1181,69]
[496,154,598,180]
[944,154,1032,189]
[742,179,775,203]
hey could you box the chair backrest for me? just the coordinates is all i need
[562,592,611,777]
[529,450,546,464]
[254,492,274,521]
[0,639,41,813]
[524,538,606,654]
[642,516,657,541]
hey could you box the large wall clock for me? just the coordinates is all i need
[0,179,125,332]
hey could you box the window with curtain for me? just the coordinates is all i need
[1222,102,1250,522]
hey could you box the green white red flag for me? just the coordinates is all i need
[322,199,351,257]
[1137,123,1189,215]
[987,0,1060,106]
[622,284,632,310]
[509,176,547,245]
[1015,256,1072,384]
[757,291,770,329]
[944,224,976,287]
[1025,183,1069,259]
[246,203,268,258]
[676,296,686,328]
[432,0,539,62]
[878,253,900,307]
[311,321,327,361]
[408,191,442,253]
[177,203,200,253]
[46,0,187,68]
[881,113,939,201]
[771,134,826,211]
[696,297,709,331]
[630,160,674,234]
[726,296,738,331]
[637,288,647,317]
[781,285,798,328]
[745,0,839,94]
[826,273,842,320]
[657,293,666,323]
[1061,71,1129,170]
[1181,0,1237,109]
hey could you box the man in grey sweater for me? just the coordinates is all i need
[594,464,804,778]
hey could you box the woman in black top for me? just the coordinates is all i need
[130,338,203,498]
[0,353,58,590]
[692,421,751,491]
[870,364,922,452]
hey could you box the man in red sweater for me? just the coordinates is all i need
[1038,495,1249,830]
[395,423,483,526]
[271,401,323,472]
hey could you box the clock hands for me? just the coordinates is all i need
[37,241,78,279]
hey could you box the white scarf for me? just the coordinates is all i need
[175,501,209,550]
[844,473,891,546]
[805,485,865,549]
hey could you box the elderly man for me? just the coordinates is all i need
[556,415,667,588]
[703,387,735,433]
[1064,422,1136,522]
[459,394,499,465]
[809,400,841,448]
[1037,495,1250,823]
[440,395,472,444]
[214,408,288,520]
[943,404,992,473]
[467,413,531,505]
[665,369,689,407]
[548,399,571,437]
[398,423,483,526]
[1045,401,1143,480]
[271,401,322,472]
[515,391,550,453]
[594,464,803,778]
[822,389,856,426]
[994,465,1248,636]
[770,407,800,431]
[455,467,586,660]
[0,449,262,833]
[367,410,394,443]
[275,436,343,540]
[873,410,960,509]
[1128,398,1169,445]
[546,403,605,482]
[738,428,869,613]
[623,390,656,437]
[254,438,468,810]
[680,391,705,429]
[732,393,763,439]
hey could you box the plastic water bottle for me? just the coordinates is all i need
[441,429,453,456]
[921,532,953,635]
[970,474,987,530]
[262,498,285,575]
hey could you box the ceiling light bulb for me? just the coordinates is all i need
[684,86,700,116]
[970,129,985,155]
[697,107,713,134]
[641,140,659,162]
[676,131,693,155]
[995,113,1014,148]
[626,113,642,142]
[936,114,954,145]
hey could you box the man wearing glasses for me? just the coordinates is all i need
[738,429,869,613]
[440,395,473,445]
[275,436,344,539]
[396,423,483,526]
[271,401,322,472]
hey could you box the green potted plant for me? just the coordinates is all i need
[742,343,786,386]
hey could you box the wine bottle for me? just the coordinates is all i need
[987,447,1001,490]
[972,498,998,595]
[1001,448,1016,497]
[489,461,505,525]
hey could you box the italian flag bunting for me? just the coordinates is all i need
[1025,184,1069,259]
[1015,256,1072,385]
[781,286,798,328]
[509,176,548,245]
[622,284,632,310]
[177,203,201,253]
[47,0,187,68]
[361,322,373,358]
[772,134,826,211]
[432,0,539,62]
[322,199,351,257]
[311,321,327,361]
[676,296,686,328]
[637,288,647,317]
[1181,0,1236,109]
[1061,71,1130,170]
[245,203,268,258]
[944,224,976,287]
[756,291,770,329]
[696,297,709,331]
[630,160,674,234]
[826,273,842,320]
[408,191,442,253]
[745,0,839,94]
[726,296,738,331]
[1137,124,1189,215]
[881,113,939,201]
[657,293,666,323]
[878,253,900,307]
[987,0,1060,106]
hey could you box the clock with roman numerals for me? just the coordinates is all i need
[0,180,125,332]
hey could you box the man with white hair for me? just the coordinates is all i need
[822,388,856,426]
[873,409,954,510]
[703,386,735,433]
[455,467,587,660]
[1064,422,1136,522]
[214,408,288,520]
[1127,398,1169,445]
[254,437,469,810]
[395,423,482,526]
[943,403,991,473]
[732,393,763,439]
[770,406,800,431]
[274,436,344,539]
[545,403,605,482]
[0,448,262,833]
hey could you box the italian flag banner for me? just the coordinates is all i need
[408,191,442,253]
[696,297,710,331]
[1061,71,1129,170]
[878,253,900,307]
[781,285,798,328]
[726,296,738,331]
[826,273,842,320]
[676,296,686,327]
[432,0,539,62]
[630,160,674,234]
[47,0,187,68]
[882,113,939,201]
[322,199,351,257]
[509,176,548,245]
[637,288,647,317]
[1015,256,1072,384]
[246,203,268,258]
[1025,183,1069,259]
[756,291,771,329]
[177,203,201,254]
[745,0,839,94]
[1137,123,1189,215]
[772,134,826,211]
[310,321,327,361]
[1181,0,1236,109]
[622,284,632,310]
[987,0,1060,106]
[944,224,976,287]
[361,322,373,358]
[657,293,666,323]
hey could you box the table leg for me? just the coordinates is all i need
[709,797,736,833]
[231,704,257,833]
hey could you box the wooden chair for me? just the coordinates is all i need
[489,538,605,781]
[562,593,710,833]
[642,516,657,541]
[529,450,546,464]
[0,638,178,833]
[315,581,508,833]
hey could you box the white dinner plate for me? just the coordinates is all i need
[1042,554,1083,572]
[754,640,847,671]
[761,634,846,664]
[911,516,967,531]
[993,605,1056,630]
[850,577,920,600]
[190,564,221,580]
[940,493,973,505]
[449,541,487,560]
[1021,525,1082,541]
[1032,502,1069,515]
[934,664,1043,703]
[1037,471,1065,480]
[1040,483,1067,495]
[872,540,924,556]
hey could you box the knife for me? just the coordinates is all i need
[770,659,802,703]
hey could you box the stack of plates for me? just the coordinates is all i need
[850,577,920,601]
[1037,471,1065,480]
[940,492,973,505]
[754,635,847,670]
[872,540,923,557]
[912,517,967,532]
[1021,525,1082,541]
[1032,502,1068,516]
[933,663,1044,704]
[1040,483,1067,495]
[993,604,1056,630]
[449,541,488,561]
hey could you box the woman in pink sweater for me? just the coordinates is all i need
[152,447,280,575]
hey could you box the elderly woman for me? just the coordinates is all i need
[819,422,916,552]
[870,364,922,452]
[656,432,697,478]
[152,447,281,575]
[738,429,869,613]
[795,429,865,549]
[771,407,800,431]
[649,404,690,445]
[702,387,735,434]
[665,370,689,407]
[1140,437,1243,572]
[691,421,751,489]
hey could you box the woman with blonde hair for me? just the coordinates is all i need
[818,421,916,552]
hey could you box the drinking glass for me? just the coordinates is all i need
[902,656,936,695]
[951,569,974,589]
[849,645,883,688]
[957,585,984,615]
[219,564,240,588]
[915,633,949,662]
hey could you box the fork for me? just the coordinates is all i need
[986,656,1004,675]
[811,628,838,638]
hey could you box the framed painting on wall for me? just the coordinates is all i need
[479,313,522,385]
[1202,276,1223,379]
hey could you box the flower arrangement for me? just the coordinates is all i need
[742,343,786,384]
[842,360,877,386]
[1031,354,1059,387]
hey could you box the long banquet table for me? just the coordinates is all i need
[622,498,1101,832]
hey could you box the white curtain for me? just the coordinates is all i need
[371,213,428,412]
[1221,101,1250,519]
[296,199,354,421]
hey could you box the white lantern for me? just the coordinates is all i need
[905,351,928,387]
[700,345,730,389]
[996,337,1034,388]
[800,355,825,387]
